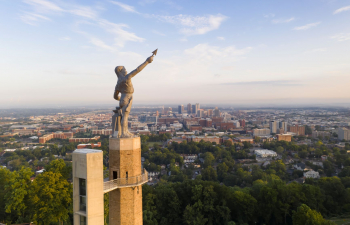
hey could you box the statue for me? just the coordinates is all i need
[112,49,157,138]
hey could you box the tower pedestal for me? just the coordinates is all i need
[109,137,142,225]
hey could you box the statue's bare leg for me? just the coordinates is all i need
[121,111,133,137]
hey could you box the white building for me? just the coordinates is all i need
[253,128,271,137]
[338,128,350,141]
[304,170,320,179]
[170,122,183,130]
[254,149,277,158]
[180,154,198,163]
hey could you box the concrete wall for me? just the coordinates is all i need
[73,149,104,225]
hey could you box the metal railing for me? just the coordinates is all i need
[103,169,149,193]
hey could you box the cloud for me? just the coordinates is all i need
[22,0,99,20]
[69,6,98,19]
[23,0,63,12]
[59,36,71,41]
[334,5,350,14]
[331,33,350,41]
[89,37,114,51]
[272,17,295,24]
[97,20,144,48]
[293,22,320,30]
[152,30,166,36]
[221,80,301,86]
[155,14,228,35]
[110,1,138,13]
[183,44,252,68]
[20,12,51,25]
[22,0,145,50]
[217,36,225,41]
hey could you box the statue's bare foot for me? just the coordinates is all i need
[121,131,134,138]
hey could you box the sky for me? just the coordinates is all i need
[0,0,350,108]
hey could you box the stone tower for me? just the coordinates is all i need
[108,136,147,225]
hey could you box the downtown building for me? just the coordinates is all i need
[338,128,350,141]
[253,128,271,137]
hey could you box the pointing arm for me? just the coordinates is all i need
[126,56,154,79]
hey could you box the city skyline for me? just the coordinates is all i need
[1,0,350,107]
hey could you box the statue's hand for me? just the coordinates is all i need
[147,56,154,63]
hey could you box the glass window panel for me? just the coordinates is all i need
[80,196,86,212]
[80,215,86,225]
[79,178,86,196]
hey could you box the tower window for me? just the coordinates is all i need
[80,215,86,225]
[79,178,86,212]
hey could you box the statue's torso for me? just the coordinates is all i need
[116,77,134,94]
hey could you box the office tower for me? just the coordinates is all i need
[279,121,287,132]
[196,103,200,110]
[338,128,350,140]
[178,105,184,114]
[239,119,246,127]
[213,107,220,117]
[270,120,278,134]
[197,109,203,117]
[208,109,213,117]
[192,105,197,115]
[187,103,192,114]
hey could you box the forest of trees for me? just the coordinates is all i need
[143,177,347,225]
[1,135,350,224]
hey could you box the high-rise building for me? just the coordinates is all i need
[187,103,192,114]
[338,128,350,140]
[196,103,200,110]
[197,109,203,117]
[279,121,288,132]
[208,109,213,117]
[192,105,197,115]
[178,105,184,114]
[270,121,278,134]
[239,119,246,127]
[213,107,220,117]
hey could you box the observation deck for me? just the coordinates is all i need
[103,169,149,193]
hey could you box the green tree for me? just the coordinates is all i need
[0,167,11,222]
[203,152,215,168]
[45,159,72,180]
[292,204,336,225]
[217,163,229,182]
[5,167,33,218]
[276,146,284,154]
[229,191,257,224]
[31,171,72,225]
[202,166,218,181]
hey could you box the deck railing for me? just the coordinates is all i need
[103,169,149,193]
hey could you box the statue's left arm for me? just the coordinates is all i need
[127,56,154,79]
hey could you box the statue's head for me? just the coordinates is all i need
[115,66,127,77]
